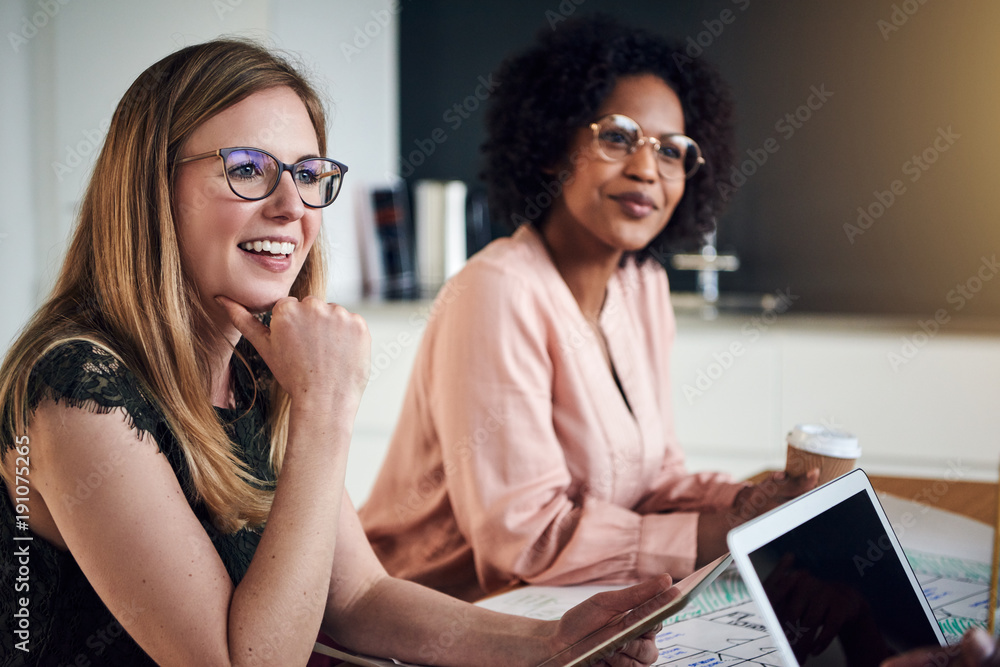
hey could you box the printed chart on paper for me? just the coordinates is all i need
[478,549,990,666]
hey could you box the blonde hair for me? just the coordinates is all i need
[0,39,329,532]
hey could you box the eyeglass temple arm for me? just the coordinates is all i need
[175,149,222,165]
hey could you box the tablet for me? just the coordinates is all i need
[727,469,947,666]
[535,552,733,667]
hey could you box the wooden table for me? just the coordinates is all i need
[747,471,997,526]
[867,474,996,526]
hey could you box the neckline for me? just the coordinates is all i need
[517,225,620,329]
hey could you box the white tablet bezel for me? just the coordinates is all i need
[727,468,946,666]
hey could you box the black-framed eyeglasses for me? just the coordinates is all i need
[176,147,348,208]
[589,114,705,180]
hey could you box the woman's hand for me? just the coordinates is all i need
[544,574,674,666]
[697,470,818,567]
[216,295,371,410]
[881,628,1000,667]
[731,469,819,523]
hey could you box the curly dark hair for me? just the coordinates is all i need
[481,13,736,259]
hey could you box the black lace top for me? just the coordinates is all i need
[0,341,275,666]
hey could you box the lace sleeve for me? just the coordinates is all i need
[25,340,162,441]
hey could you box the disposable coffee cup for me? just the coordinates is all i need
[785,424,861,485]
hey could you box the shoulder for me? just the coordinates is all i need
[26,339,162,440]
[418,228,562,364]
[438,226,559,312]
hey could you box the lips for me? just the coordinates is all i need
[610,192,658,218]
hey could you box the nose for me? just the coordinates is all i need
[623,139,659,182]
[263,170,306,222]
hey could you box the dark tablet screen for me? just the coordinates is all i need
[748,490,942,666]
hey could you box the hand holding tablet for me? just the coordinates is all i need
[536,553,734,667]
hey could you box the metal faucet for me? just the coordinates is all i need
[669,231,740,304]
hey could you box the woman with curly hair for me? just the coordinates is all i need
[360,14,817,602]
[0,37,672,666]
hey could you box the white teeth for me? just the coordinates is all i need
[241,240,295,256]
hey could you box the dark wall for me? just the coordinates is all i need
[399,0,1000,316]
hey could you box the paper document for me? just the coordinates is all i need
[477,493,993,665]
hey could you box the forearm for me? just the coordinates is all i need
[329,575,552,667]
[469,497,702,590]
[227,396,352,665]
[635,469,745,515]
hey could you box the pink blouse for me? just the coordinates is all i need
[359,225,744,601]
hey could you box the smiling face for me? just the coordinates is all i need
[173,86,323,328]
[543,74,688,262]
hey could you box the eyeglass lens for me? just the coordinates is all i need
[223,149,343,207]
[593,115,701,180]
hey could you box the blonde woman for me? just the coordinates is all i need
[0,39,669,666]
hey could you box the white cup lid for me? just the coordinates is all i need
[787,424,861,458]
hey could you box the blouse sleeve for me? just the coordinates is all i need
[23,340,163,443]
[426,263,709,591]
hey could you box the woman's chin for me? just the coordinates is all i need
[213,292,283,316]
